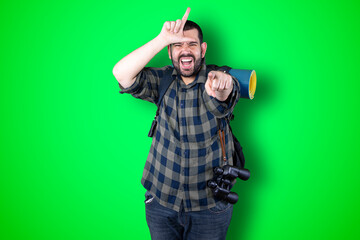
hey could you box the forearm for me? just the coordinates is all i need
[113,8,193,89]
[112,35,168,89]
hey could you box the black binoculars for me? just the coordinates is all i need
[207,165,250,204]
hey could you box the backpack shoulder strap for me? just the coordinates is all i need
[206,64,232,74]
[156,66,175,110]
[148,66,174,138]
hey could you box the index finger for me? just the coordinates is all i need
[209,71,217,79]
[180,7,191,28]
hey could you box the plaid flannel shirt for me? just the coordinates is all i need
[119,62,240,212]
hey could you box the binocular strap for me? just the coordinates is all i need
[218,129,227,163]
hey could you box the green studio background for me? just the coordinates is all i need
[1,0,359,239]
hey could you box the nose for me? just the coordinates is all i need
[180,43,191,54]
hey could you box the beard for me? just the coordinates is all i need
[171,53,203,77]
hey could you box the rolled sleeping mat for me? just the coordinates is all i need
[228,69,257,99]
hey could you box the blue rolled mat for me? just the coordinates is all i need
[229,69,257,100]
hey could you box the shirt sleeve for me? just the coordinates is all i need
[202,75,240,118]
[119,66,170,104]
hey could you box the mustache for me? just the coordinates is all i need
[178,54,195,61]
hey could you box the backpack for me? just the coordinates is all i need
[147,65,245,168]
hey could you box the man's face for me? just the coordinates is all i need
[168,28,207,77]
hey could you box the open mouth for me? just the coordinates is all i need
[180,57,194,71]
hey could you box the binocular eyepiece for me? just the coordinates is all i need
[208,165,250,204]
[214,165,250,181]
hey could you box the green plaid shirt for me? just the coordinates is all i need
[119,62,240,212]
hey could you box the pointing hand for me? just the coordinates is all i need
[205,71,234,101]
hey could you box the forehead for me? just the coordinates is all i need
[183,28,200,43]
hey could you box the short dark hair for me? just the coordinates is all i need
[184,20,203,43]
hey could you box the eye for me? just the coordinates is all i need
[173,44,182,47]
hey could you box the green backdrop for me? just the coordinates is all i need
[1,0,359,239]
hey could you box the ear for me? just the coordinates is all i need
[167,45,172,60]
[201,42,207,58]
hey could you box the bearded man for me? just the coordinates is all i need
[113,7,241,240]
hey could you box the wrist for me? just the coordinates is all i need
[155,34,171,47]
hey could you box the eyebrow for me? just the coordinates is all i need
[173,41,199,45]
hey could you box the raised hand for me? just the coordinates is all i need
[205,71,234,101]
[159,7,196,45]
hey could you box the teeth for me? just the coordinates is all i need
[181,59,192,62]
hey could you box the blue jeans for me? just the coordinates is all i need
[145,192,233,240]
